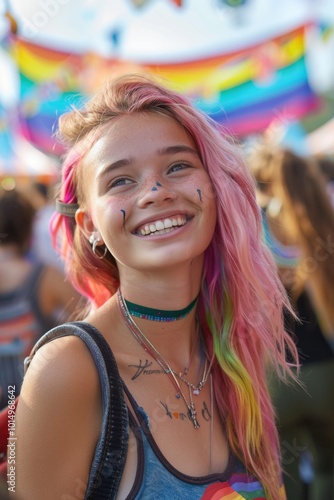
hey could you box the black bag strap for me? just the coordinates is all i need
[24,321,129,500]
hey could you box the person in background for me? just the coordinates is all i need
[317,155,334,207]
[27,181,65,272]
[249,146,334,499]
[0,187,83,410]
[15,74,298,500]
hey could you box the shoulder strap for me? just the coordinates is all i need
[24,321,129,500]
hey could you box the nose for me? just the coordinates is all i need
[137,179,177,208]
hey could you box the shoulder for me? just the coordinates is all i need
[22,331,100,400]
[15,329,103,499]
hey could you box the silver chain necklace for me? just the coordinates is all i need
[173,359,209,395]
[117,288,211,429]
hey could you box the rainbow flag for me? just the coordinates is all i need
[6,24,319,155]
[0,104,59,179]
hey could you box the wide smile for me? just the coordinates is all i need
[134,214,193,237]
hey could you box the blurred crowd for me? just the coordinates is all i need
[0,180,83,410]
[248,144,334,499]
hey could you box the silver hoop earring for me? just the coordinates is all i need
[89,234,108,259]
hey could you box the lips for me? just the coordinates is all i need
[135,214,191,236]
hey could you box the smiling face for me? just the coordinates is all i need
[76,112,217,277]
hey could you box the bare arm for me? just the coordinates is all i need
[14,335,102,500]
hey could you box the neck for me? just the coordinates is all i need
[116,258,204,365]
[118,257,203,312]
[116,291,200,371]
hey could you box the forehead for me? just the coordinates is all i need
[82,112,197,166]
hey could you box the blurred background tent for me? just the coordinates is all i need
[0,0,334,178]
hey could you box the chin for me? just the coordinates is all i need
[135,250,205,272]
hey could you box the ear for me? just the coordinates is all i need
[75,209,98,240]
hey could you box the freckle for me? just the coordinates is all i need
[156,182,162,186]
[197,189,203,202]
[151,187,158,191]
[120,209,126,223]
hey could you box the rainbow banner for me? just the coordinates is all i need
[0,104,59,179]
[6,24,319,155]
[144,25,319,136]
[0,108,15,173]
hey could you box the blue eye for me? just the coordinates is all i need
[110,178,133,188]
[169,163,191,173]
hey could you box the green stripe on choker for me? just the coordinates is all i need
[124,296,198,322]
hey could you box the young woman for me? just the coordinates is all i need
[15,75,297,500]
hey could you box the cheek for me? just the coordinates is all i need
[185,174,216,208]
[94,197,130,233]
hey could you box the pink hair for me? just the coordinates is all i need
[51,74,297,498]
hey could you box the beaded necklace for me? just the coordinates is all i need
[117,288,211,429]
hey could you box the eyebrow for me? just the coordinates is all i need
[96,145,199,181]
[156,145,199,157]
[97,157,134,181]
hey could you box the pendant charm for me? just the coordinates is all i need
[188,405,200,429]
[193,389,200,395]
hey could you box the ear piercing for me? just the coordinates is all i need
[89,233,108,259]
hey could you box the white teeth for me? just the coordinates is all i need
[152,227,174,236]
[138,216,188,235]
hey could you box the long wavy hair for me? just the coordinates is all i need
[274,150,334,334]
[51,74,297,499]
